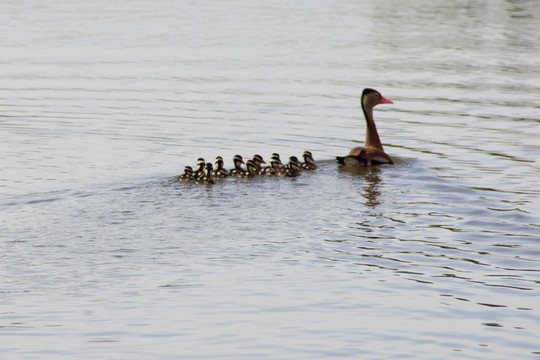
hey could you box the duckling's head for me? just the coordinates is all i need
[215,156,224,168]
[303,151,314,163]
[270,153,282,165]
[184,166,193,174]
[252,154,266,166]
[233,155,244,166]
[196,158,205,169]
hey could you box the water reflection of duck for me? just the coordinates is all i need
[337,88,394,167]
[362,166,382,208]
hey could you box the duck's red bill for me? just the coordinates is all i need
[380,96,393,104]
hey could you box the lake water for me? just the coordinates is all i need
[1,0,540,359]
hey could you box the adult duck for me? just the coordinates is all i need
[337,88,394,166]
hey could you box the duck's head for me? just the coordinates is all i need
[362,88,393,109]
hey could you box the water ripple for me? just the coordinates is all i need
[2,0,540,358]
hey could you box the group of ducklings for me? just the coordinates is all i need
[177,151,317,184]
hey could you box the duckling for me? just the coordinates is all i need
[260,153,283,175]
[279,156,301,177]
[300,151,317,170]
[252,154,266,173]
[212,156,229,178]
[196,163,216,185]
[177,166,194,182]
[229,154,245,177]
[238,159,259,178]
[194,157,206,179]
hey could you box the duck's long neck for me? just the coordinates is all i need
[362,102,384,151]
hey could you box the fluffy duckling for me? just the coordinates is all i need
[194,158,206,179]
[196,163,216,185]
[252,154,266,173]
[260,153,282,175]
[177,166,194,182]
[229,154,245,177]
[279,156,301,177]
[212,156,229,178]
[239,159,259,178]
[300,151,317,170]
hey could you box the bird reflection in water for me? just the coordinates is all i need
[340,165,383,208]
[361,167,383,208]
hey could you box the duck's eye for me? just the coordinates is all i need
[374,93,379,98]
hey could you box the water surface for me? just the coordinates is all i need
[1,1,540,359]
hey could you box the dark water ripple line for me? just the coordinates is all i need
[390,103,539,124]
[319,242,539,294]
[314,236,531,283]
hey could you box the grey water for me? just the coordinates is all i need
[2,0,540,359]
